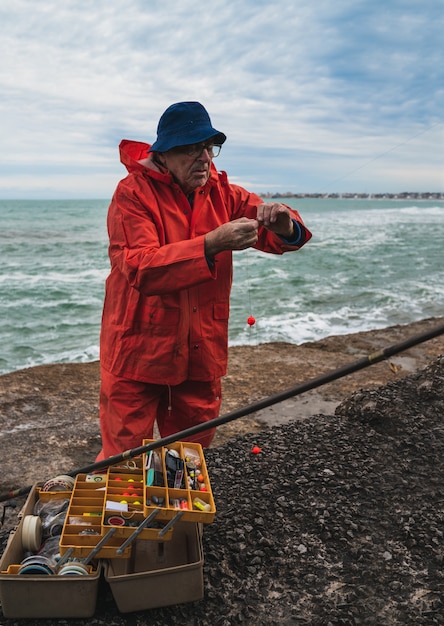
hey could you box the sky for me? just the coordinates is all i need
[0,0,443,199]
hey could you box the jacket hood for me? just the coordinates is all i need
[119,139,153,173]
[118,138,219,184]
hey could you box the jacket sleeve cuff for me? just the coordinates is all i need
[279,219,302,245]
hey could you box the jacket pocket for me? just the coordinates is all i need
[139,306,180,326]
[127,305,180,337]
[213,303,229,320]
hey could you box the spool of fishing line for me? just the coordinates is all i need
[41,475,75,492]
[21,515,43,552]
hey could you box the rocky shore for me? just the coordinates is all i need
[0,317,443,624]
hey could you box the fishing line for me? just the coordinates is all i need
[244,249,257,337]
[245,250,253,316]
[322,121,442,192]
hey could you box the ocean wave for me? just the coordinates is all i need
[396,205,444,216]
[0,268,108,287]
[0,343,100,376]
[228,283,444,347]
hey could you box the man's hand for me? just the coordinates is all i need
[256,202,294,239]
[205,218,258,258]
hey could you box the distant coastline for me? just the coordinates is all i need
[260,191,444,200]
[1,192,443,202]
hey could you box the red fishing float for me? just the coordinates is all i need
[247,315,256,326]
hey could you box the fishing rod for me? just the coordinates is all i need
[1,321,443,503]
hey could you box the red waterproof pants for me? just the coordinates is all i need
[96,368,221,460]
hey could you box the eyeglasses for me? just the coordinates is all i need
[176,142,222,158]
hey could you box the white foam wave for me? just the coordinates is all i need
[229,291,444,347]
[0,343,100,376]
[0,268,108,286]
[396,205,444,216]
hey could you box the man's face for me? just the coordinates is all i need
[161,142,218,195]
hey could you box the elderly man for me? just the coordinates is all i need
[97,101,312,460]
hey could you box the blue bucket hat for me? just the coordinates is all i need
[149,102,227,153]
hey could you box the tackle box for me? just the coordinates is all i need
[0,484,101,618]
[0,440,214,617]
[59,442,215,559]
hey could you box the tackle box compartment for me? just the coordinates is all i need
[59,473,133,558]
[142,440,216,524]
[102,460,174,542]
[0,484,101,619]
[105,521,204,612]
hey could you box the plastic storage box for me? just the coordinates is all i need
[0,484,101,619]
[1,441,213,617]
[105,521,204,612]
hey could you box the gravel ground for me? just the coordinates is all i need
[1,355,443,625]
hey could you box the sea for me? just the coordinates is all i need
[1,197,443,375]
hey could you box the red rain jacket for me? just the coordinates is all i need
[100,140,312,385]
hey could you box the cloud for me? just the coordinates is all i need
[0,0,442,197]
